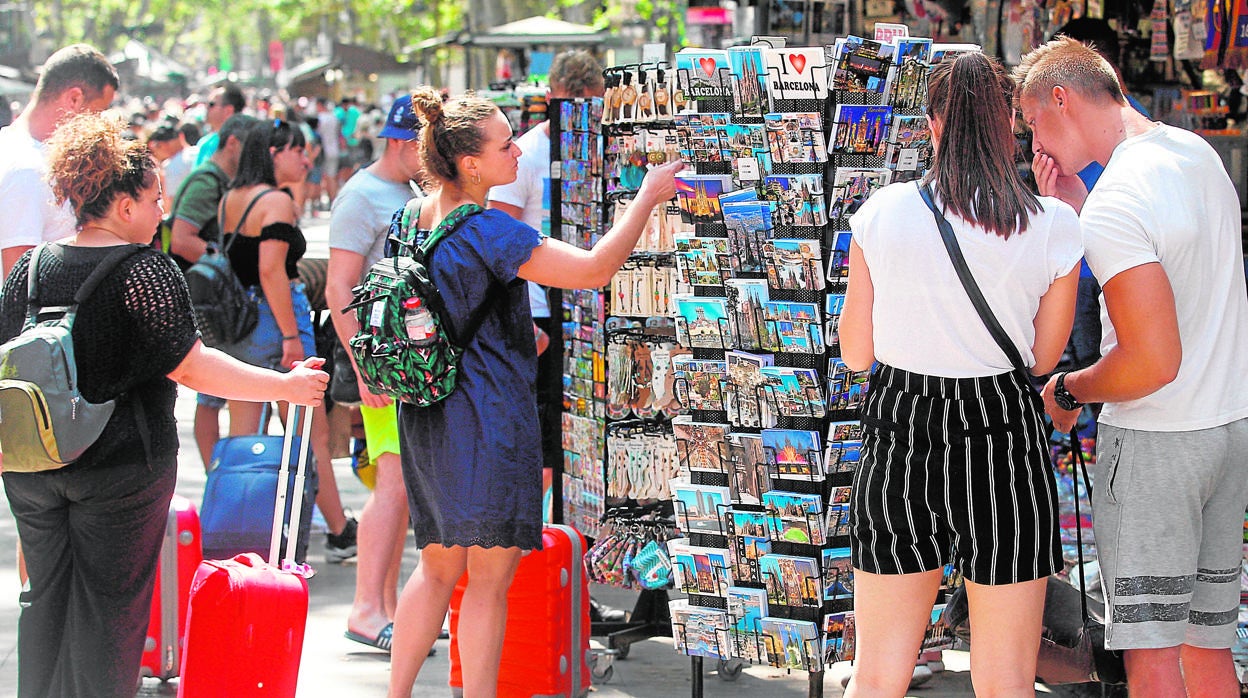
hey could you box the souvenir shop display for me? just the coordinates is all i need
[655,28,960,693]
[552,29,963,692]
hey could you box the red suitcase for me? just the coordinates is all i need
[177,406,314,698]
[448,524,591,698]
[140,494,202,682]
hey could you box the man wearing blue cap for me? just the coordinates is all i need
[325,92,429,653]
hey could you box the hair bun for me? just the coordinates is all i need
[409,87,444,125]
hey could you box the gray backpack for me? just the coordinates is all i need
[0,243,145,472]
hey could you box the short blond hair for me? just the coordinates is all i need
[1012,36,1124,108]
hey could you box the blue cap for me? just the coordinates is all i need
[379,93,421,140]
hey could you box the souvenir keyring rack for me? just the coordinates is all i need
[556,86,696,662]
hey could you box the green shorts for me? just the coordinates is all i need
[360,403,400,463]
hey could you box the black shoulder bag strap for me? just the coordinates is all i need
[27,243,154,464]
[919,181,1097,621]
[916,181,1027,373]
[412,202,508,347]
[216,187,285,254]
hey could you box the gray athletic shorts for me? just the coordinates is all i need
[1094,418,1248,650]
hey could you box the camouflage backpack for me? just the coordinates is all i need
[345,198,501,407]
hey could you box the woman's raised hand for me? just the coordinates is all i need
[635,159,686,209]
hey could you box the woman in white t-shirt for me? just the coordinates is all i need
[839,52,1081,696]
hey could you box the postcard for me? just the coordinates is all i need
[762,46,831,103]
[674,233,730,286]
[827,358,871,411]
[720,123,772,184]
[824,438,863,475]
[761,428,823,481]
[829,168,891,220]
[764,238,824,291]
[674,49,732,103]
[884,37,933,109]
[823,611,858,664]
[825,486,852,538]
[760,616,822,671]
[672,356,727,411]
[829,35,892,94]
[829,104,894,157]
[764,112,827,164]
[930,43,981,65]
[727,432,768,503]
[728,533,771,584]
[728,46,768,119]
[725,351,772,428]
[727,586,768,661]
[670,544,733,598]
[763,300,824,355]
[675,295,732,350]
[759,366,827,420]
[671,479,732,535]
[675,174,735,225]
[724,278,772,353]
[762,174,827,227]
[886,114,932,173]
[822,547,854,601]
[722,202,773,276]
[825,230,853,284]
[758,554,823,608]
[763,489,826,545]
[828,420,864,442]
[670,600,733,659]
[672,416,730,473]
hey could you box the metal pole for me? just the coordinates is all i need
[690,656,704,698]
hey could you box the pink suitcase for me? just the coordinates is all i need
[140,494,202,682]
[177,406,314,698]
[448,524,591,697]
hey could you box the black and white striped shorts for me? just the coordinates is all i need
[850,363,1062,585]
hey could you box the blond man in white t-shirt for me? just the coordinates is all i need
[1018,37,1248,697]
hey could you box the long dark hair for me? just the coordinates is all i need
[230,118,306,189]
[926,52,1039,239]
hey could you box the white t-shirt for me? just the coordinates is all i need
[0,124,76,255]
[1082,124,1248,431]
[162,146,197,201]
[850,181,1082,378]
[328,168,417,277]
[489,125,551,318]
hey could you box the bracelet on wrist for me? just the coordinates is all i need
[282,335,299,341]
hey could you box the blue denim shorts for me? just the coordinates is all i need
[222,282,317,371]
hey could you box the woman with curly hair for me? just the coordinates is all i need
[386,87,681,697]
[0,112,328,698]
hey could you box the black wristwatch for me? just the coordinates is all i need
[1053,372,1084,411]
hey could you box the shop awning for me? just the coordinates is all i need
[468,17,607,47]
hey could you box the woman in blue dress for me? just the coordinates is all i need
[387,88,682,697]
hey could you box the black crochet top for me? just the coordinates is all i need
[225,222,306,289]
[0,244,200,471]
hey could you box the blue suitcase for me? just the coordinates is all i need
[199,409,319,563]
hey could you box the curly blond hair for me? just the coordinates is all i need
[45,112,158,226]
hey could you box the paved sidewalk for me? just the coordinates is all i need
[0,216,1046,696]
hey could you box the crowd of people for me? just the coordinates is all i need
[0,32,1245,698]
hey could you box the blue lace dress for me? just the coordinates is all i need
[398,209,544,550]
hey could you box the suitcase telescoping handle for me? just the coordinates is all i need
[269,404,314,567]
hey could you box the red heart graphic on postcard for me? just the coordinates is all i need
[789,53,807,73]
[699,57,717,77]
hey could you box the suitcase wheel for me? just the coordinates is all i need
[717,658,744,681]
